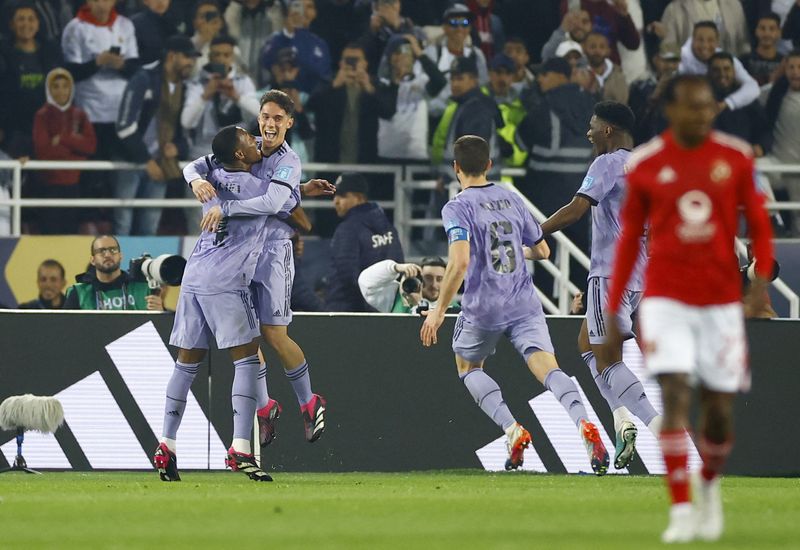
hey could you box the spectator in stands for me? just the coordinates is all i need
[515,57,594,253]
[584,31,629,103]
[466,0,505,60]
[483,53,527,168]
[679,21,760,112]
[541,8,593,62]
[629,40,679,144]
[376,34,446,162]
[311,0,369,67]
[266,48,315,163]
[64,235,165,310]
[430,56,505,176]
[306,43,381,163]
[359,256,459,314]
[325,172,404,311]
[661,0,750,56]
[32,68,97,234]
[182,35,259,232]
[785,1,800,50]
[115,35,197,236]
[290,233,324,312]
[62,0,139,155]
[581,0,641,65]
[260,0,331,94]
[224,0,283,87]
[740,12,784,85]
[426,3,489,117]
[766,50,800,235]
[360,0,420,75]
[132,0,179,65]
[709,52,771,156]
[0,1,62,158]
[503,35,535,95]
[16,1,74,44]
[190,1,225,77]
[18,258,66,309]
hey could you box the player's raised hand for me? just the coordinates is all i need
[191,179,217,203]
[302,178,336,197]
[201,205,224,233]
[420,309,444,347]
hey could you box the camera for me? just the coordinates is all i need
[344,56,359,68]
[401,276,421,294]
[204,62,228,77]
[109,46,121,55]
[129,253,187,289]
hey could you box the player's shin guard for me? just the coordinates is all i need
[544,368,588,427]
[162,361,200,441]
[461,369,515,431]
[660,430,690,505]
[231,355,260,452]
[601,361,660,426]
[698,435,733,482]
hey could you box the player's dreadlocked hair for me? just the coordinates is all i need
[260,89,295,116]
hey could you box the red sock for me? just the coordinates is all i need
[698,436,733,482]
[660,429,690,505]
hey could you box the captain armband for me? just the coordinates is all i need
[447,226,469,244]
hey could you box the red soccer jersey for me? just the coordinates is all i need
[607,130,774,310]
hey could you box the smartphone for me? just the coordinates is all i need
[204,62,228,77]
[344,56,359,68]
[109,46,121,55]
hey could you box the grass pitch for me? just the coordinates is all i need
[0,471,797,549]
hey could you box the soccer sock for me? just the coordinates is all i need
[255,362,270,410]
[601,361,660,426]
[460,369,516,431]
[162,361,200,442]
[544,369,588,427]
[698,435,733,482]
[647,415,663,436]
[285,360,313,406]
[582,351,631,430]
[660,429,690,505]
[231,354,259,453]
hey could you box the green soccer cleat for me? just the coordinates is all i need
[614,421,638,469]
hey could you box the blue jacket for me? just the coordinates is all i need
[260,29,332,94]
[325,202,404,312]
[116,62,189,163]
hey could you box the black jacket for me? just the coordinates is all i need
[713,86,772,154]
[325,202,404,312]
[17,293,65,309]
[132,9,180,65]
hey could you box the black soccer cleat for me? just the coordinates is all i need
[301,394,326,443]
[153,442,181,482]
[225,447,273,482]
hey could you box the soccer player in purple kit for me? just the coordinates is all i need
[421,135,609,475]
[540,101,662,470]
[184,90,333,452]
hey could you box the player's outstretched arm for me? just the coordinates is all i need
[421,240,469,347]
[300,179,335,197]
[222,182,294,217]
[541,196,591,236]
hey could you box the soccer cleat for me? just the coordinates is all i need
[693,472,724,541]
[580,420,609,476]
[301,394,326,442]
[661,504,696,543]
[504,422,532,471]
[225,447,273,481]
[153,442,180,482]
[614,421,638,469]
[257,399,282,448]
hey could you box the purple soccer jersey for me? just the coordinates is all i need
[442,183,546,330]
[575,149,647,291]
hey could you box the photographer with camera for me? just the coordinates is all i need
[64,235,179,311]
[358,256,459,314]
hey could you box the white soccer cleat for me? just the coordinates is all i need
[661,503,696,544]
[693,472,724,541]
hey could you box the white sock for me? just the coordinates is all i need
[232,438,251,454]
[160,437,176,453]
[612,407,633,433]
[647,415,663,436]
[504,422,519,438]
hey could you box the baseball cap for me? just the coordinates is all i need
[443,3,472,19]
[335,172,369,197]
[555,40,583,58]
[164,35,201,57]
[535,56,572,78]
[659,41,681,61]
[489,53,516,72]
[450,55,479,76]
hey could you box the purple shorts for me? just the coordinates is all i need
[452,313,554,363]
[169,289,259,350]
[251,239,294,326]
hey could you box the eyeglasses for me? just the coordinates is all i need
[93,246,120,256]
[447,18,470,28]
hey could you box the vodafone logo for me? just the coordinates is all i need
[676,190,716,242]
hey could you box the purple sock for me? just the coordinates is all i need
[285,361,313,406]
[601,361,659,425]
[232,355,259,440]
[582,351,622,410]
[544,368,588,427]
[461,369,516,431]
[162,361,199,440]
[255,362,269,410]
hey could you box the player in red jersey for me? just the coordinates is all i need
[603,75,774,544]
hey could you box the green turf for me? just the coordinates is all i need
[0,472,797,549]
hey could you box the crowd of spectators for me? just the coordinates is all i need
[0,0,798,240]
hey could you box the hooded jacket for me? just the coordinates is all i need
[325,202,404,312]
[32,68,97,185]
